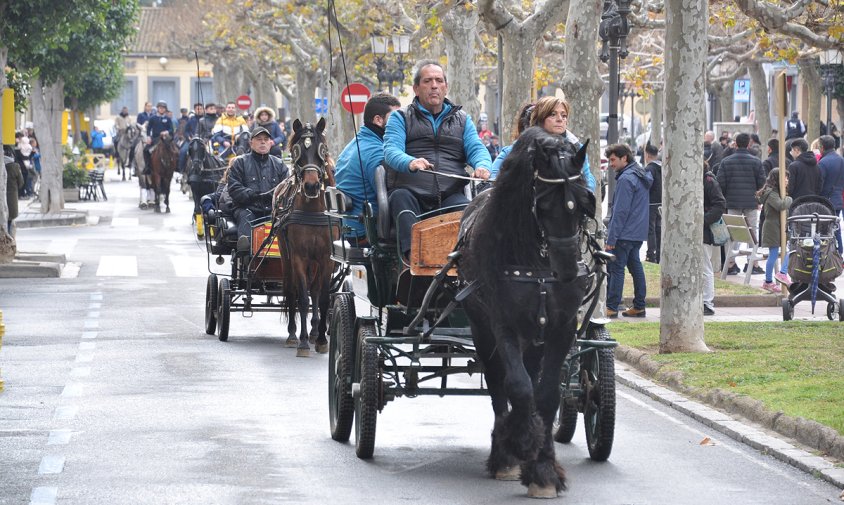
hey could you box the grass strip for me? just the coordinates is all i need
[611,321,844,435]
[621,261,763,298]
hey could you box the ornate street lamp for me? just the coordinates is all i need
[820,48,842,137]
[371,32,411,95]
[599,0,633,206]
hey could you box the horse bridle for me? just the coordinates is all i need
[290,127,329,200]
[530,145,584,258]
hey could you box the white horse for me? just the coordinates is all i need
[133,127,155,209]
[116,123,142,181]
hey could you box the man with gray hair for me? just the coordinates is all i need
[383,60,492,258]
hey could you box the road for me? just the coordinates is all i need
[0,175,840,504]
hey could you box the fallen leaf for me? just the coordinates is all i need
[699,437,715,446]
[728,381,737,387]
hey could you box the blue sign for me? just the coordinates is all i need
[314,97,328,114]
[734,79,750,103]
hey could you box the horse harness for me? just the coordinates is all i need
[290,125,330,201]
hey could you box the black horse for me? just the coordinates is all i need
[187,137,225,215]
[456,127,595,498]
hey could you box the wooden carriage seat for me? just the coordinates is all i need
[408,211,463,276]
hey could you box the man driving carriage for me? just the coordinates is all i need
[211,101,249,158]
[383,60,492,258]
[142,100,175,173]
[226,126,289,253]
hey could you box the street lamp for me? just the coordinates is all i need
[599,0,633,206]
[371,32,411,95]
[620,83,639,148]
[820,48,842,137]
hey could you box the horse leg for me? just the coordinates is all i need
[285,302,298,347]
[313,283,330,354]
[308,298,319,343]
[520,323,575,498]
[153,189,161,213]
[164,184,171,213]
[295,277,311,357]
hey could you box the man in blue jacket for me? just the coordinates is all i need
[335,93,402,243]
[818,135,844,253]
[383,61,492,258]
[605,143,653,318]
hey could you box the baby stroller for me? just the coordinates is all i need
[781,196,844,321]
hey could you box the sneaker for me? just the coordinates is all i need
[622,307,647,318]
[775,272,791,285]
[751,266,765,275]
[236,235,250,253]
[607,308,619,319]
[761,282,781,293]
[727,265,741,275]
[703,305,715,316]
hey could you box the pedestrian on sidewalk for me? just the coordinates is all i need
[4,147,24,235]
[817,135,844,253]
[643,142,662,263]
[703,161,726,315]
[605,143,653,318]
[757,168,792,293]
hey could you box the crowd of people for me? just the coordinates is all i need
[3,126,42,235]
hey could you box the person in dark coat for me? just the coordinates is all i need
[787,138,822,199]
[761,138,779,175]
[643,142,662,263]
[703,162,726,315]
[5,148,24,234]
[817,135,844,252]
[716,132,766,274]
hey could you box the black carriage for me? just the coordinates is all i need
[202,210,287,342]
[324,166,618,460]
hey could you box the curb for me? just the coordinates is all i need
[15,210,88,229]
[615,345,844,488]
[640,294,782,308]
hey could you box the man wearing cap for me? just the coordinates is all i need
[143,101,175,173]
[226,126,289,251]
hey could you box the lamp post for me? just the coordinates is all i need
[599,0,633,206]
[821,49,842,137]
[371,33,411,95]
[620,83,639,148]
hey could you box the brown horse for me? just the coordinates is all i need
[149,132,178,213]
[274,118,338,357]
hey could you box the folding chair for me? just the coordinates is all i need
[719,213,768,285]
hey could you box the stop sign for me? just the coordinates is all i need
[340,83,370,114]
[236,94,252,110]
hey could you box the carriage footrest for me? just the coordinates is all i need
[332,240,369,265]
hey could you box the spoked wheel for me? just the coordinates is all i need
[553,348,579,443]
[205,274,218,335]
[782,298,794,321]
[582,326,615,462]
[827,302,837,321]
[354,323,380,459]
[217,277,231,342]
[329,294,356,442]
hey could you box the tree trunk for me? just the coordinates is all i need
[500,34,537,142]
[660,0,710,353]
[649,86,664,146]
[442,5,481,123]
[798,58,822,143]
[32,78,66,214]
[560,0,603,209]
[717,81,734,125]
[294,69,318,126]
[748,61,771,141]
[0,46,14,263]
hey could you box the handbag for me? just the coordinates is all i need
[709,218,730,245]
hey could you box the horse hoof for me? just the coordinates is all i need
[139,202,147,209]
[308,335,316,344]
[527,484,558,499]
[166,208,171,213]
[285,337,299,348]
[494,466,521,481]
[315,343,329,354]
[296,348,310,358]
[154,207,161,214]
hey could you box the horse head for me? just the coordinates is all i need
[234,131,251,156]
[290,117,331,200]
[188,136,206,172]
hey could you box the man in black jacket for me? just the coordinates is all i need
[226,127,289,251]
[703,164,726,315]
[716,132,766,274]
[761,138,779,175]
[787,139,821,199]
[643,142,662,263]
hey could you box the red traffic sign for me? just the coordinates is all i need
[236,95,252,110]
[340,83,370,114]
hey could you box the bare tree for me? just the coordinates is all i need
[660,0,710,353]
[798,57,822,142]
[441,2,482,121]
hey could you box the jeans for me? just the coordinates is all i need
[606,239,646,311]
[765,246,790,282]
[702,244,716,309]
[233,208,270,238]
[388,188,469,255]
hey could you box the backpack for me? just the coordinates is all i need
[786,120,801,139]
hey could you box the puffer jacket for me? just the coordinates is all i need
[703,170,726,245]
[716,148,766,209]
[607,161,653,246]
[818,150,844,209]
[757,187,792,248]
[227,151,289,214]
[787,151,822,199]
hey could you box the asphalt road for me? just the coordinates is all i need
[1,175,840,504]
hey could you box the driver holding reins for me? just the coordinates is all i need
[226,126,289,253]
[211,101,249,157]
[383,60,492,259]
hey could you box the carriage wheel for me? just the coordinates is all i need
[839,299,844,322]
[204,274,218,335]
[782,299,794,321]
[553,346,579,443]
[354,323,380,459]
[217,277,231,342]
[582,326,615,462]
[329,294,356,442]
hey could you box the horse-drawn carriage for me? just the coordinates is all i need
[324,127,618,497]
